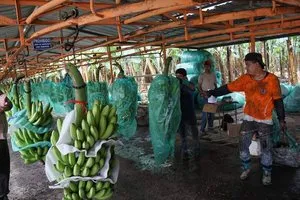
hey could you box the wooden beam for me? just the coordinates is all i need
[15,0,25,45]
[27,0,195,42]
[0,0,114,11]
[127,7,300,39]
[124,3,196,24]
[26,0,70,24]
[3,39,9,61]
[0,15,16,25]
[172,27,300,48]
[274,0,300,7]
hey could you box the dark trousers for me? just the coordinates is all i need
[239,121,273,172]
[178,117,200,153]
[0,140,10,199]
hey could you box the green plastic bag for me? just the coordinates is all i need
[110,77,138,139]
[148,75,181,164]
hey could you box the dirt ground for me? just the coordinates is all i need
[7,111,300,200]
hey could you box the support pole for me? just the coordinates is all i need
[107,46,114,82]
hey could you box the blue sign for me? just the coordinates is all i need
[33,38,52,51]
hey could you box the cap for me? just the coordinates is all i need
[175,68,187,76]
[244,52,266,68]
[204,60,211,66]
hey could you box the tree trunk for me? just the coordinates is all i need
[280,48,284,78]
[287,37,298,85]
[227,46,234,82]
[214,50,226,84]
[263,41,269,70]
[238,45,245,75]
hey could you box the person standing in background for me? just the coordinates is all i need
[198,60,217,135]
[176,68,200,158]
[0,90,12,200]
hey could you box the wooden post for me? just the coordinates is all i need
[184,11,190,41]
[249,17,255,52]
[107,46,114,82]
[287,37,297,85]
[116,0,123,42]
[15,0,25,46]
[3,39,9,61]
[162,41,167,69]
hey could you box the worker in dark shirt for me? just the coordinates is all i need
[176,68,200,158]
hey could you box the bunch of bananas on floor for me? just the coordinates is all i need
[28,101,53,127]
[13,128,51,164]
[70,100,117,151]
[63,180,114,200]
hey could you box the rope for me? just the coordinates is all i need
[65,99,88,113]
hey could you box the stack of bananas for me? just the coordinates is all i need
[28,101,53,127]
[48,100,118,200]
[13,128,51,164]
[63,180,113,200]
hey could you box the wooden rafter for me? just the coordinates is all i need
[27,0,195,43]
[14,0,25,45]
[274,0,300,7]
[123,3,197,24]
[0,15,16,25]
[0,0,114,11]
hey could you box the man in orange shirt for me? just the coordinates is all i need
[205,52,286,186]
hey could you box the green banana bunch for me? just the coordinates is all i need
[28,100,53,127]
[52,145,108,178]
[19,146,49,164]
[68,101,117,151]
[63,180,113,200]
[14,128,51,147]
[13,128,51,164]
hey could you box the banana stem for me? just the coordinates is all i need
[163,57,172,75]
[24,81,32,117]
[66,63,87,126]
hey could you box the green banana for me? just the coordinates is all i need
[68,152,76,166]
[70,123,78,140]
[90,126,99,141]
[85,180,93,192]
[100,123,115,140]
[101,105,110,117]
[57,118,63,133]
[87,110,96,127]
[69,182,78,192]
[99,116,107,137]
[50,130,59,146]
[86,186,96,199]
[76,151,85,166]
[90,163,100,176]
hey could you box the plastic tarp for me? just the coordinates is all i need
[272,112,300,167]
[148,75,181,164]
[87,81,109,110]
[217,92,245,111]
[110,77,138,139]
[283,84,300,113]
[280,83,294,98]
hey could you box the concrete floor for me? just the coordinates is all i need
[7,114,300,200]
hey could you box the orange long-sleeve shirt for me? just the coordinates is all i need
[227,73,282,120]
